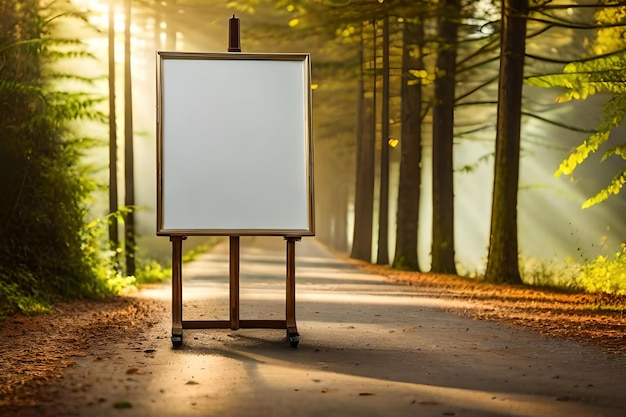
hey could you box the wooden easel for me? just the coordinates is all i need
[169,235,301,348]
[160,16,311,349]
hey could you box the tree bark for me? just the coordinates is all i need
[350,25,375,262]
[484,0,528,285]
[108,0,118,256]
[376,11,391,265]
[431,0,459,274]
[333,179,349,252]
[124,0,135,276]
[316,188,332,247]
[393,19,423,271]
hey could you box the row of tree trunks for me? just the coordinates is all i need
[347,1,527,285]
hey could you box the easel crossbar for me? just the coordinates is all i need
[183,319,287,329]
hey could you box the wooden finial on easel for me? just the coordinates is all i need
[228,15,241,52]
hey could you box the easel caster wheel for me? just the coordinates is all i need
[288,332,300,348]
[172,335,183,348]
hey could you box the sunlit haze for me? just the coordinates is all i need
[68,0,625,273]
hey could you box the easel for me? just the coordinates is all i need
[166,17,305,348]
[169,235,301,348]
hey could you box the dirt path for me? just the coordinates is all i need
[1,237,625,417]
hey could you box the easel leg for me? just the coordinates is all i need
[171,236,184,347]
[285,236,301,347]
[230,236,240,330]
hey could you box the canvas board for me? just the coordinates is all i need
[156,52,314,236]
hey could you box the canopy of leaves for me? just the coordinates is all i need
[527,2,626,208]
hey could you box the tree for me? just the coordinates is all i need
[0,0,111,316]
[351,23,376,262]
[108,0,119,259]
[431,0,460,274]
[393,17,424,271]
[232,0,368,253]
[376,9,391,265]
[124,0,136,276]
[484,0,528,285]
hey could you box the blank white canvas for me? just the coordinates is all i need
[158,54,312,234]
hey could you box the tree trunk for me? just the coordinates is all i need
[484,0,527,285]
[124,0,135,276]
[393,19,423,271]
[376,11,391,265]
[316,188,332,246]
[333,179,349,252]
[350,26,375,262]
[108,0,119,256]
[431,0,459,274]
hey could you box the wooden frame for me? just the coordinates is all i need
[156,52,314,236]
[156,51,313,348]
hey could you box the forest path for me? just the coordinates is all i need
[4,237,626,417]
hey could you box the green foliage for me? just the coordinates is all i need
[582,167,626,208]
[575,244,626,295]
[134,260,171,285]
[0,280,50,320]
[133,242,214,285]
[554,94,626,177]
[182,244,212,263]
[518,246,626,296]
[81,213,136,296]
[519,255,580,290]
[526,3,626,207]
[392,256,408,270]
[0,0,116,318]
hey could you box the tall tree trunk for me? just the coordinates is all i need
[484,0,527,285]
[333,179,349,252]
[393,19,423,271]
[124,0,135,276]
[316,166,333,247]
[350,24,375,262]
[108,0,119,257]
[431,0,459,274]
[376,10,391,265]
[371,18,378,259]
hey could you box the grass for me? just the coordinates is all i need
[518,244,626,297]
[132,236,221,286]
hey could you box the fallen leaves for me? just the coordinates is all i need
[349,259,626,355]
[0,296,165,410]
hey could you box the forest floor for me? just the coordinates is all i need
[0,262,624,411]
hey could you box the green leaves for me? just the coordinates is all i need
[528,4,626,208]
[554,131,609,177]
[581,168,626,208]
[575,244,626,295]
[0,0,117,315]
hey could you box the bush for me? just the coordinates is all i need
[519,256,580,289]
[134,260,172,285]
[0,0,115,318]
[575,244,626,295]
